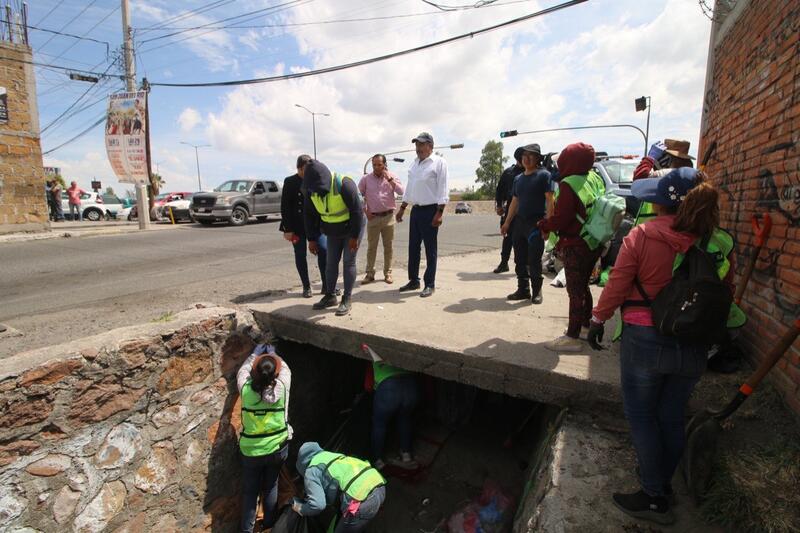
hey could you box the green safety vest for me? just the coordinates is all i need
[308,451,386,502]
[239,380,288,457]
[373,362,410,388]
[310,173,353,224]
[560,170,606,249]
[634,201,657,226]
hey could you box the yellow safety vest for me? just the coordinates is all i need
[239,381,288,457]
[308,451,385,502]
[560,170,607,249]
[373,362,410,388]
[310,173,353,224]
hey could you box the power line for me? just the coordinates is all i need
[41,60,118,134]
[42,115,107,156]
[150,0,588,88]
[1,19,110,54]
[0,54,116,78]
[35,0,66,26]
[36,0,100,52]
[137,0,237,34]
[47,5,119,63]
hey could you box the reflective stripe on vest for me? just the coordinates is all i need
[308,451,386,501]
[560,170,606,248]
[634,201,657,226]
[373,362,409,388]
[310,173,352,223]
[239,381,288,457]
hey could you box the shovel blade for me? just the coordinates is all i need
[684,417,722,503]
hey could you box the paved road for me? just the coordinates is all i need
[0,215,503,355]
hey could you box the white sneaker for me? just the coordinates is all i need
[546,335,584,352]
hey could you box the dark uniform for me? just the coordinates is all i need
[494,162,522,271]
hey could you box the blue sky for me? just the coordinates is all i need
[31,0,713,195]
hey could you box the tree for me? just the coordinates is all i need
[148,173,164,210]
[105,186,115,196]
[475,140,507,196]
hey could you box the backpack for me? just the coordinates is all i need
[634,236,732,344]
[577,191,626,250]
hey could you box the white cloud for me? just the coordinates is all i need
[178,107,201,132]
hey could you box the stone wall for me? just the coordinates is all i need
[0,40,47,234]
[0,306,259,532]
[699,0,800,414]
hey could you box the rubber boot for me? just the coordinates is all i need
[531,278,543,304]
[507,283,531,301]
[493,261,509,274]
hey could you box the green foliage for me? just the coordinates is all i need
[105,186,115,196]
[475,140,508,196]
[52,174,66,188]
[460,190,490,201]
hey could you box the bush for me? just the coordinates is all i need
[460,191,489,201]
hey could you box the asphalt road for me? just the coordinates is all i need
[0,214,503,356]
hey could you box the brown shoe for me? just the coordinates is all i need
[362,274,375,284]
[384,273,393,284]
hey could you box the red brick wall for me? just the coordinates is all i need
[699,0,800,414]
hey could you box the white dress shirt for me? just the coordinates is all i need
[404,154,449,206]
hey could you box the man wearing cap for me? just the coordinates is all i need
[304,160,364,317]
[281,154,328,298]
[501,144,554,304]
[359,154,404,285]
[632,139,694,226]
[396,132,449,298]
[493,147,524,274]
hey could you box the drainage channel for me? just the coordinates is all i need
[276,338,564,532]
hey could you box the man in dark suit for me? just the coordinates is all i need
[493,146,523,273]
[280,154,328,298]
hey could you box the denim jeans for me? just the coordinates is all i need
[69,203,82,221]
[408,204,439,288]
[293,233,327,290]
[512,217,544,289]
[371,375,418,460]
[335,486,386,533]
[240,444,288,532]
[620,324,707,496]
[325,230,363,298]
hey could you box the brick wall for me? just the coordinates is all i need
[0,41,48,233]
[699,0,800,414]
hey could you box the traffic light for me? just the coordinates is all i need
[499,130,518,138]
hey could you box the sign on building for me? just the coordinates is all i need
[0,86,8,124]
[44,166,61,176]
[105,91,149,184]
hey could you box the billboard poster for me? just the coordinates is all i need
[0,87,8,124]
[105,91,149,184]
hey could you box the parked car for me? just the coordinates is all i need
[592,154,640,215]
[455,201,473,214]
[60,191,121,221]
[151,192,193,221]
[191,179,282,226]
[159,194,195,222]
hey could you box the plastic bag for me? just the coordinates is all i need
[446,480,515,533]
[271,506,327,533]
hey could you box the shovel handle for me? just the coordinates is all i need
[743,318,800,392]
[752,213,772,247]
[734,213,773,305]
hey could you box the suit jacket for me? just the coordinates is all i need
[279,174,305,235]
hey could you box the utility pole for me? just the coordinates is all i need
[122,0,150,229]
[294,104,329,159]
[180,142,211,191]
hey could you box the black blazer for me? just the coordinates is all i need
[279,174,305,235]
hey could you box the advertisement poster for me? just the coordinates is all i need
[105,91,149,184]
[0,87,8,124]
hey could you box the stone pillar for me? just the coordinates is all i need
[0,40,48,234]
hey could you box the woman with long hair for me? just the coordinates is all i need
[236,345,292,532]
[587,167,734,525]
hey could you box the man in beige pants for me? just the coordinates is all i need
[359,154,404,284]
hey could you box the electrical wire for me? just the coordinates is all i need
[1,19,110,54]
[150,0,587,88]
[47,5,119,63]
[36,0,101,52]
[35,0,66,26]
[41,60,118,134]
[137,0,237,34]
[422,0,501,11]
[0,54,115,77]
[42,115,107,155]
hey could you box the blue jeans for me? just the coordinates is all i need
[69,204,82,221]
[324,219,364,298]
[293,233,327,290]
[240,444,288,532]
[371,375,418,460]
[408,204,439,288]
[620,324,707,496]
[336,486,386,533]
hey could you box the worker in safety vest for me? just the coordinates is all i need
[304,160,365,316]
[369,361,419,470]
[632,139,694,226]
[236,344,292,532]
[292,442,386,532]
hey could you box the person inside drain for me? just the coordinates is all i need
[236,344,292,532]
[292,441,386,532]
[368,360,419,471]
[587,168,735,526]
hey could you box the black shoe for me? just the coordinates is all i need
[634,466,676,506]
[532,293,543,304]
[312,294,338,309]
[318,287,343,296]
[302,287,313,298]
[399,281,421,292]
[335,296,351,316]
[420,286,435,298]
[531,278,543,304]
[507,288,531,301]
[612,490,675,525]
[493,262,509,274]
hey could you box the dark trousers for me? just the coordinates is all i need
[408,204,439,288]
[293,233,327,290]
[240,445,288,532]
[512,218,544,289]
[620,325,706,497]
[562,243,601,337]
[336,486,386,533]
[371,375,419,460]
[324,220,364,297]
[499,214,512,263]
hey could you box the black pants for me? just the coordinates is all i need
[512,217,544,289]
[499,214,512,263]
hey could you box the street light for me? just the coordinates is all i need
[363,143,465,174]
[180,141,211,191]
[635,96,651,153]
[499,124,648,155]
[294,104,330,159]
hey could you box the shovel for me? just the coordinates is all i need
[684,317,800,502]
[733,213,772,305]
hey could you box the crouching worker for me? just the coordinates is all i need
[292,442,386,532]
[370,361,419,470]
[237,345,292,532]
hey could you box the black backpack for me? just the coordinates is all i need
[634,236,731,344]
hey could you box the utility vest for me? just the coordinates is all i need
[308,451,386,502]
[634,201,657,226]
[373,362,410,389]
[310,173,353,224]
[239,380,289,457]
[560,171,607,249]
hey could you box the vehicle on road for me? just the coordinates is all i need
[151,192,193,221]
[455,201,473,214]
[159,194,195,222]
[61,192,121,221]
[592,154,640,215]
[191,179,282,226]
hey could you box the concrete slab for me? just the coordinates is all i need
[250,250,622,407]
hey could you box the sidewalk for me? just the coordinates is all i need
[0,220,184,244]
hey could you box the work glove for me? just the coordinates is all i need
[647,141,667,161]
[291,500,303,515]
[252,343,274,356]
[587,320,605,351]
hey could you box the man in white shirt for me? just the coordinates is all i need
[396,132,449,297]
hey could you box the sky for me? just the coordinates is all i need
[29,0,714,196]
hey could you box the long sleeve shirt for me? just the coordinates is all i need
[496,164,520,210]
[404,154,449,206]
[279,174,305,235]
[236,352,293,440]
[358,171,404,214]
[538,180,586,249]
[304,177,364,240]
